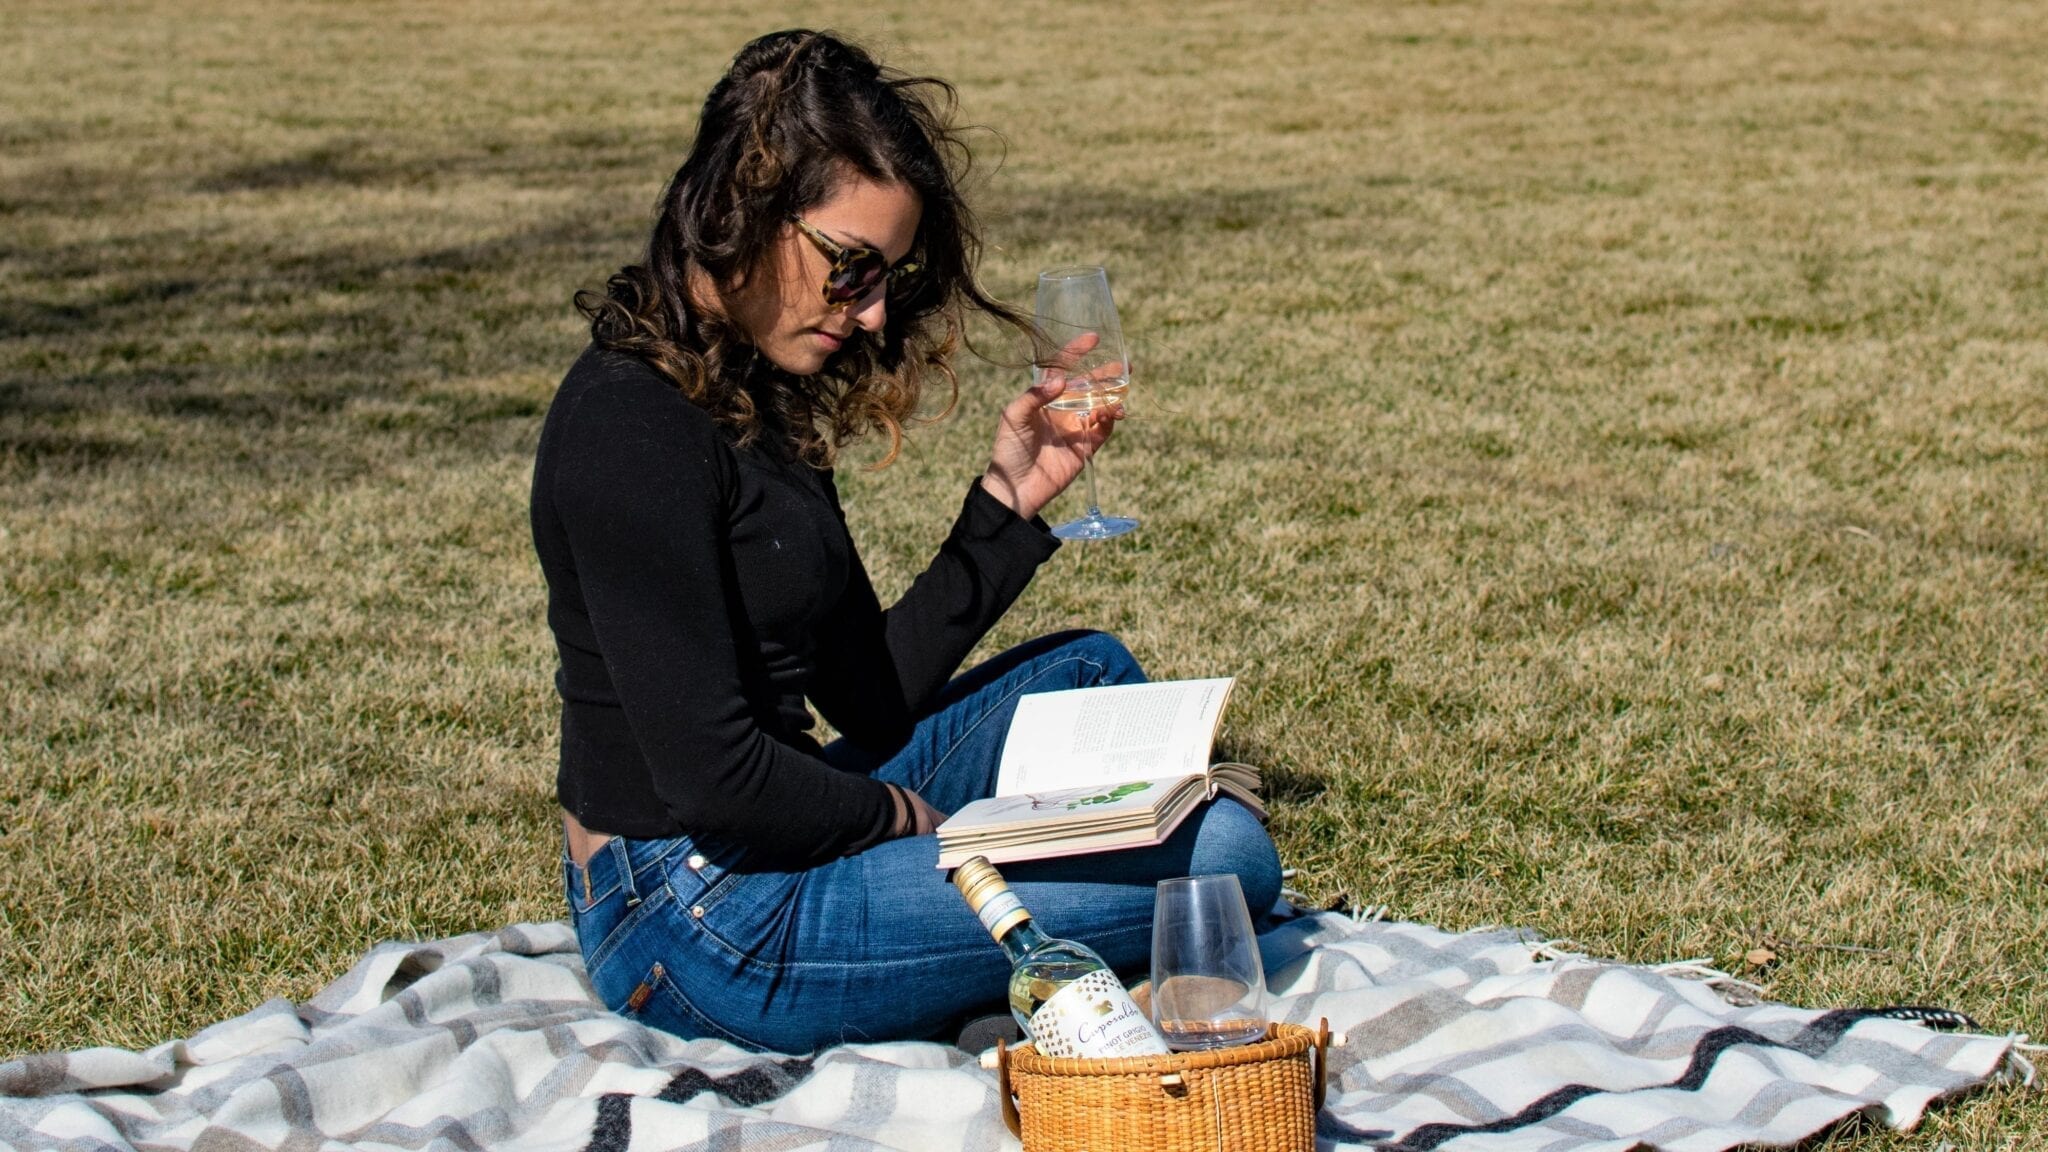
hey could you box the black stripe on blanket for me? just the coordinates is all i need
[1375,1006,1973,1152]
[584,1058,815,1152]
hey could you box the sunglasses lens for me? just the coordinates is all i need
[825,253,888,306]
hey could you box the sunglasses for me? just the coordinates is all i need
[790,215,923,311]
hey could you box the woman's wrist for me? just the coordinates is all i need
[978,469,1035,521]
[883,782,913,838]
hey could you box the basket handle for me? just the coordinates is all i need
[993,1038,1022,1138]
[1312,1018,1332,1114]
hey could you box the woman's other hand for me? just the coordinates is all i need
[887,784,948,838]
[904,790,947,837]
[979,332,1125,522]
[888,778,950,832]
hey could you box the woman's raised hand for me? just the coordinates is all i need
[979,332,1126,523]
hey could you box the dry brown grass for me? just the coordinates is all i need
[3,1,2044,1145]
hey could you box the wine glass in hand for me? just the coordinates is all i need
[1035,266,1137,540]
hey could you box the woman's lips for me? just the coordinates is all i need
[812,330,845,352]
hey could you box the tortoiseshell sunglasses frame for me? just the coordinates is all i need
[790,216,923,311]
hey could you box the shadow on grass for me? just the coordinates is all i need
[0,428,154,468]
[0,207,628,473]
[201,139,402,194]
[1215,738,1328,808]
[1,138,1327,475]
[988,180,1327,248]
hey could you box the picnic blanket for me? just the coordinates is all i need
[0,911,2030,1151]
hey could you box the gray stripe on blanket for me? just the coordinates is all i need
[271,1067,323,1152]
[1734,1076,1862,1130]
[1546,964,1605,1013]
[1534,1114,1627,1149]
[0,1054,66,1098]
[468,957,503,1006]
[842,1060,896,1134]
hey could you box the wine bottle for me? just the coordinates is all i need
[952,856,1170,1058]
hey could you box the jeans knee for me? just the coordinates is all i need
[1190,798,1283,915]
[1044,629,1145,686]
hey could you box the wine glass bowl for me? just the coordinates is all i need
[1034,266,1138,541]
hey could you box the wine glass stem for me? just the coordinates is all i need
[1081,458,1104,520]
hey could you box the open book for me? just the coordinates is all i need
[934,677,1264,869]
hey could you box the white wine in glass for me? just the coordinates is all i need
[1035,266,1137,541]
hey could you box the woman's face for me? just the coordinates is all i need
[724,174,923,377]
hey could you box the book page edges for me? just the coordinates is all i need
[935,775,1257,869]
[938,775,1203,839]
[1205,761,1265,820]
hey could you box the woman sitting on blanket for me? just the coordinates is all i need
[531,28,1281,1054]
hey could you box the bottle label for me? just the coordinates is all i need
[972,888,1029,939]
[1027,969,1170,1059]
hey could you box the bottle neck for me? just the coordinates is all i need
[994,916,1047,965]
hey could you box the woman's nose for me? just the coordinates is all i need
[848,285,888,334]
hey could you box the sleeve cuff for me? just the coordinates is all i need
[841,778,909,856]
[965,477,1061,563]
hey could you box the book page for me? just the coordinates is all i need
[994,678,1234,796]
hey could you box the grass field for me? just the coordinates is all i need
[3,0,2044,1145]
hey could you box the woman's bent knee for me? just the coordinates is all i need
[1189,797,1283,915]
[1018,628,1144,684]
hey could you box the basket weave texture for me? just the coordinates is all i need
[995,1020,1329,1152]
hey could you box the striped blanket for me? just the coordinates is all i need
[0,912,2028,1151]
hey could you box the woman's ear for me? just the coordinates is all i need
[683,264,727,318]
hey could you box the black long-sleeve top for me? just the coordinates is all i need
[530,346,1060,866]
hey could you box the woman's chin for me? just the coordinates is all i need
[757,348,826,377]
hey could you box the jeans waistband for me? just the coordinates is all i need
[564,831,733,914]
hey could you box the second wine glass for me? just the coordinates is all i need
[1150,873,1267,1050]
[1034,266,1137,541]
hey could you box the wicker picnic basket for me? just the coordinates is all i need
[991,1019,1331,1152]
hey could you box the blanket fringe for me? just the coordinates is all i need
[1999,1036,2040,1088]
[1527,938,1585,963]
[1276,869,1392,922]
[1520,939,1768,1005]
[1649,958,1769,1004]
[1303,889,1388,922]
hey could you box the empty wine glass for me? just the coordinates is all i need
[1034,266,1137,540]
[1150,873,1267,1050]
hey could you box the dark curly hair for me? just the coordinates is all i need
[576,29,1027,467]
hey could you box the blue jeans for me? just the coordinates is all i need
[562,630,1283,1054]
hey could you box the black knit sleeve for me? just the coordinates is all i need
[545,373,898,862]
[808,477,1062,752]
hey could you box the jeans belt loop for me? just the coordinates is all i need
[610,837,642,908]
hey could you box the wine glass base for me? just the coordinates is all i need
[1164,1029,1267,1052]
[1051,514,1139,541]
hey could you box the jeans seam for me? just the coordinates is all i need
[764,927,1152,974]
[690,873,791,968]
[583,881,675,977]
[695,915,780,970]
[911,653,1110,796]
[688,870,742,918]
[651,965,760,1049]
